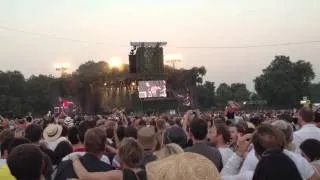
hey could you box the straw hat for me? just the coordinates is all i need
[43,124,63,141]
[138,126,156,150]
[146,152,220,180]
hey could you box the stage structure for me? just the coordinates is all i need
[129,42,166,77]
[101,41,189,113]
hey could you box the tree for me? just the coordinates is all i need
[254,55,315,106]
[25,75,57,114]
[0,71,26,116]
[197,81,215,108]
[216,83,232,105]
[311,83,320,102]
[230,83,250,101]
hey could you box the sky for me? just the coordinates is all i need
[0,0,319,90]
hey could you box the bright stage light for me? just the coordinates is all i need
[109,57,123,69]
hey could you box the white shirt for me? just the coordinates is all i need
[45,137,70,151]
[240,149,314,180]
[219,148,234,166]
[0,159,6,168]
[221,153,253,180]
[293,124,320,154]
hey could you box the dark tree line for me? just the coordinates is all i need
[0,55,318,116]
[255,55,316,107]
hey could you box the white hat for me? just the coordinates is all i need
[64,117,74,127]
[43,124,63,141]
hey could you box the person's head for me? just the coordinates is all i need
[116,126,126,142]
[118,138,144,168]
[146,152,220,180]
[315,109,320,128]
[7,144,44,180]
[156,119,166,131]
[138,119,147,128]
[298,107,314,125]
[138,126,156,151]
[43,124,63,142]
[252,149,303,180]
[155,143,184,160]
[0,137,13,159]
[53,141,73,165]
[228,123,246,144]
[84,127,106,155]
[300,139,320,162]
[61,125,68,137]
[211,123,231,146]
[26,116,33,123]
[189,118,208,141]
[163,126,187,148]
[252,124,286,159]
[78,121,94,143]
[25,124,43,143]
[271,120,294,149]
[105,127,114,139]
[67,126,80,145]
[0,129,14,144]
[124,126,138,139]
[8,137,31,154]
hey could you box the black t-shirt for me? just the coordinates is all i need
[226,111,235,120]
[123,168,147,180]
[140,151,157,168]
[54,153,113,180]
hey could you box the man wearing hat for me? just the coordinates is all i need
[43,124,69,151]
[138,126,157,167]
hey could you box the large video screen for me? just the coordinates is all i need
[138,80,167,98]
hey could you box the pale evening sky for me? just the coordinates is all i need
[0,0,319,90]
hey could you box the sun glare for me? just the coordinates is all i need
[109,57,123,69]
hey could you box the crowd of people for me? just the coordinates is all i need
[0,106,319,180]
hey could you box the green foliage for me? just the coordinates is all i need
[216,83,232,105]
[254,55,315,106]
[197,81,215,108]
[216,83,251,105]
[311,83,320,102]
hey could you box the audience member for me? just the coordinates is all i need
[163,126,187,148]
[68,126,83,152]
[184,118,223,171]
[53,141,73,166]
[222,124,316,180]
[0,137,31,180]
[72,138,147,180]
[211,123,234,166]
[293,107,320,154]
[300,139,320,178]
[7,144,44,180]
[54,127,113,180]
[137,126,157,167]
[43,124,69,151]
[252,149,303,180]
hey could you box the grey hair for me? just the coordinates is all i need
[271,120,293,143]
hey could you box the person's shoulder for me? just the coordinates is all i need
[56,159,73,170]
[208,145,220,153]
[184,146,193,152]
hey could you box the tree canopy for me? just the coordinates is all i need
[254,55,315,106]
[0,55,318,116]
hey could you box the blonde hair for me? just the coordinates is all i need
[147,152,220,180]
[155,143,183,160]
